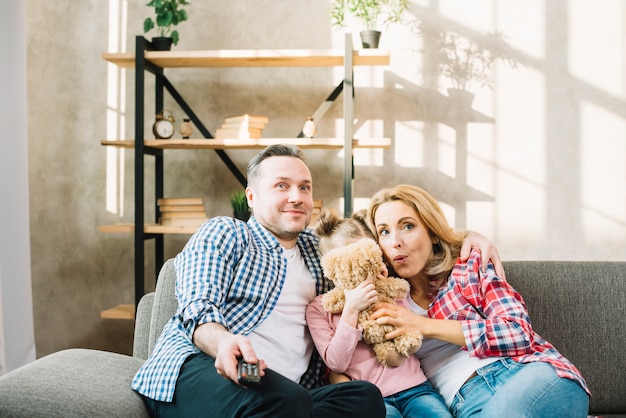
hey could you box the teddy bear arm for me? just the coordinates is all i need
[322,288,346,314]
[393,330,424,357]
[372,341,407,367]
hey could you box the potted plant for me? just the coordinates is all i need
[430,28,517,105]
[143,0,190,50]
[329,0,409,48]
[230,189,250,221]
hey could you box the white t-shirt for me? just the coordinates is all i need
[247,245,317,382]
[407,296,500,407]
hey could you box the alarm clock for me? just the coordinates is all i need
[153,110,175,139]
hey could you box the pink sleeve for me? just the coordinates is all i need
[305,295,362,372]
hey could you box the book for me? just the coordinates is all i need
[215,131,262,139]
[223,114,269,124]
[215,127,263,136]
[160,210,207,219]
[220,120,267,130]
[157,197,203,206]
[160,217,208,226]
[215,129,262,139]
[159,204,206,212]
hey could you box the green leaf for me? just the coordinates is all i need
[156,10,173,28]
[144,0,190,42]
[143,17,154,33]
[230,190,249,212]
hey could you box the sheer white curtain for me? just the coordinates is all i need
[0,0,36,376]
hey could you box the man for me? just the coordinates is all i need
[132,144,386,417]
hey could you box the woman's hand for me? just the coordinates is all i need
[371,302,466,346]
[460,231,506,279]
[370,302,422,340]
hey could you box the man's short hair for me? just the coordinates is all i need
[246,144,308,187]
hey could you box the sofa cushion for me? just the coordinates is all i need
[0,348,148,418]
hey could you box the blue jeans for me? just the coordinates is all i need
[450,358,589,418]
[385,380,452,418]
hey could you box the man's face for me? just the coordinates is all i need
[247,156,314,246]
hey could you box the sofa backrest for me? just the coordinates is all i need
[133,258,178,360]
[503,260,626,415]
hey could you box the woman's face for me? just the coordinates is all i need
[373,200,435,281]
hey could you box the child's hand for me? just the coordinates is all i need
[344,281,378,318]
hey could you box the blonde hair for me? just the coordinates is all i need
[315,208,374,255]
[366,184,465,288]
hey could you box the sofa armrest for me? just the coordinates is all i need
[147,259,178,355]
[0,348,148,418]
[133,292,155,360]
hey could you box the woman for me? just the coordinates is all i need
[367,184,590,418]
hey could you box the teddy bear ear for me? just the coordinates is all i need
[321,252,339,279]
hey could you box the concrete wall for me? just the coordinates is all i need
[24,0,626,356]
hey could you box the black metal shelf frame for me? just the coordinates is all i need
[132,34,356,307]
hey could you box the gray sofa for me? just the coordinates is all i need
[0,259,624,417]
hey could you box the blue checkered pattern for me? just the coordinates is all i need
[132,216,330,402]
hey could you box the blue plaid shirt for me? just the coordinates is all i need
[132,216,330,402]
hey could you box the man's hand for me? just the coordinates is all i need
[193,323,267,385]
[460,231,506,279]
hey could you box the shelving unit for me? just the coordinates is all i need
[100,35,391,318]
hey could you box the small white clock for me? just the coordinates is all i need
[153,110,175,139]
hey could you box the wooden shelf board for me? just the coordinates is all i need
[99,223,202,234]
[101,137,391,150]
[98,223,134,233]
[102,49,390,68]
[101,304,134,320]
[145,224,203,234]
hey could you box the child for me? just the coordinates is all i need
[306,208,452,418]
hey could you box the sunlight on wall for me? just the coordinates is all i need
[105,0,128,216]
[569,0,626,244]
[352,197,372,213]
[394,121,425,167]
[569,1,623,95]
[496,0,545,60]
[438,124,456,178]
[580,102,626,242]
[439,0,495,32]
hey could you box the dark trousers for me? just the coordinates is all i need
[141,353,385,418]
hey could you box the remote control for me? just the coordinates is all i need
[237,358,261,386]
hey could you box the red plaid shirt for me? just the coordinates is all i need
[428,249,590,395]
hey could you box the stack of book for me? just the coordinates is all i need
[215,114,269,139]
[158,197,208,227]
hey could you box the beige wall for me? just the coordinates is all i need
[25,0,626,357]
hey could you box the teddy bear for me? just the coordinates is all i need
[320,237,423,367]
